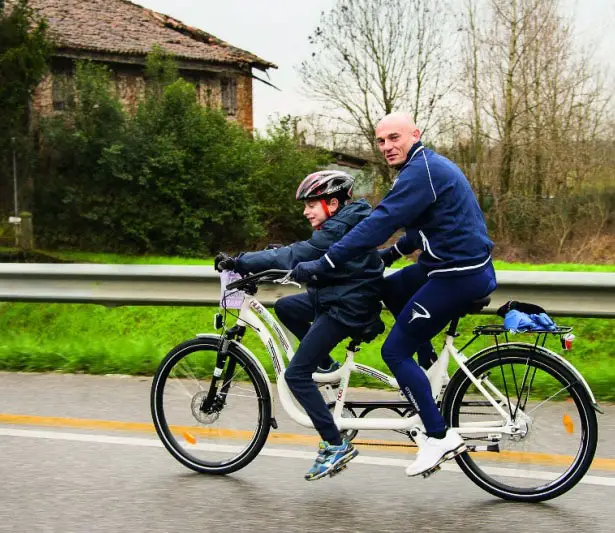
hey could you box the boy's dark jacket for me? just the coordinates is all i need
[236,199,384,328]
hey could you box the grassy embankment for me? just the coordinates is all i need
[1,249,614,399]
[4,247,615,271]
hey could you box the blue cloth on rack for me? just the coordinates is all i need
[504,310,557,333]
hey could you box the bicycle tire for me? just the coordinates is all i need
[441,347,598,502]
[151,336,272,475]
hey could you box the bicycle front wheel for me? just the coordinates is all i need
[441,347,598,502]
[151,336,272,475]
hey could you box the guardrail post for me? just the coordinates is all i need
[18,212,34,250]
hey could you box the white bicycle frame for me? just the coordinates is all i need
[232,292,521,437]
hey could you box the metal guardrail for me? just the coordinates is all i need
[0,263,614,317]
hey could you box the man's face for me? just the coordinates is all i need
[375,119,421,167]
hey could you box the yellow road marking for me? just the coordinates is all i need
[1,413,613,471]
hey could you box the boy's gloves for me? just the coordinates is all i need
[291,256,330,282]
[214,252,238,272]
[379,245,402,267]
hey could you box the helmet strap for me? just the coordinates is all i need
[320,199,331,218]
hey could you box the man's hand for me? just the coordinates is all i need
[290,257,328,283]
[214,252,238,272]
[378,245,402,267]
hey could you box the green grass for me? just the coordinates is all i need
[0,247,214,265]
[390,257,615,272]
[1,302,613,400]
[50,250,215,265]
[3,247,614,271]
[494,260,614,272]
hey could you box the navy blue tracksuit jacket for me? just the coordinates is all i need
[325,142,494,277]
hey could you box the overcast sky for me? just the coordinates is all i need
[136,0,614,133]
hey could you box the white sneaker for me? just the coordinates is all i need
[406,428,466,477]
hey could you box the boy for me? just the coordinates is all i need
[215,170,384,480]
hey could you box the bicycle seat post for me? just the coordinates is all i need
[445,317,460,337]
[347,340,361,353]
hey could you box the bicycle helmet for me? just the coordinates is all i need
[295,170,354,201]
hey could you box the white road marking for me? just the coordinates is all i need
[1,427,614,487]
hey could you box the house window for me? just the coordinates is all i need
[220,77,237,116]
[52,72,74,111]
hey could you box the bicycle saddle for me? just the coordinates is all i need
[351,318,386,344]
[459,296,491,317]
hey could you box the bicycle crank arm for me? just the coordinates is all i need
[466,444,500,453]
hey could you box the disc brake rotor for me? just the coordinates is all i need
[191,391,221,424]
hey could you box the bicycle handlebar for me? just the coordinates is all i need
[225,269,292,291]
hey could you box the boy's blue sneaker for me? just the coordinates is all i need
[315,361,341,389]
[304,440,358,481]
[316,361,341,373]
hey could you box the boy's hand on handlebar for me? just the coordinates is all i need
[214,252,238,272]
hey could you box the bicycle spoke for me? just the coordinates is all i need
[168,364,200,399]
[520,365,538,412]
[224,392,262,399]
[525,383,573,417]
[512,357,531,420]
[177,358,204,386]
[226,383,260,397]
[219,366,245,391]
[498,357,513,418]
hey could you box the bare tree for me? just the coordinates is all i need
[453,0,613,252]
[458,0,487,202]
[299,0,456,182]
[459,0,612,191]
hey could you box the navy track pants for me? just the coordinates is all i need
[380,263,497,434]
[274,294,353,444]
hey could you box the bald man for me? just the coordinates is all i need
[292,112,496,478]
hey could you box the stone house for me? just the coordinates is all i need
[24,0,277,130]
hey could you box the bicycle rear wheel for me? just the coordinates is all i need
[151,336,272,474]
[441,347,598,502]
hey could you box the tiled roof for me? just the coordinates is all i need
[14,0,276,70]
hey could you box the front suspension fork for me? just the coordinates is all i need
[199,326,244,412]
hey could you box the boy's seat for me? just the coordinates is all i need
[350,318,386,346]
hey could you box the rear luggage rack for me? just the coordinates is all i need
[473,325,573,336]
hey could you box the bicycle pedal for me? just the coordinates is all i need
[329,464,348,477]
[444,445,467,461]
[421,465,441,479]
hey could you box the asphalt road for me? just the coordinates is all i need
[1,372,614,533]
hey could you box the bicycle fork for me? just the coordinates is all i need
[199,327,243,414]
